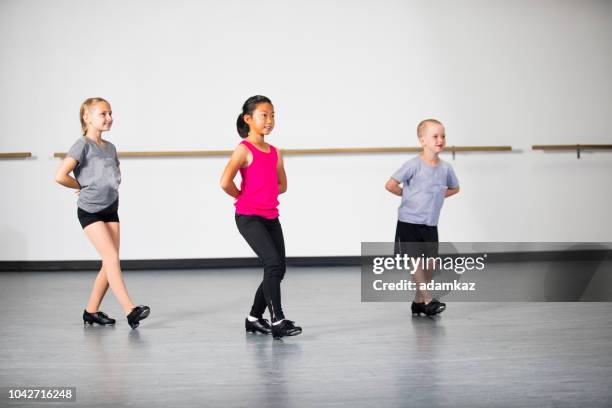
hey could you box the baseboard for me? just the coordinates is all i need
[0,256,361,271]
[0,249,610,272]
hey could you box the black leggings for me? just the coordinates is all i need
[235,214,286,321]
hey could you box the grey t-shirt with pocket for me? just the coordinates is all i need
[391,156,459,226]
[67,137,121,213]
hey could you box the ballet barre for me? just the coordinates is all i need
[532,144,612,159]
[54,145,512,160]
[0,152,32,159]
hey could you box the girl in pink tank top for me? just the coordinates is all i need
[234,139,280,219]
[220,95,302,339]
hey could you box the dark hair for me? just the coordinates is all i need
[236,95,272,138]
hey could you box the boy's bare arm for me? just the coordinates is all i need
[385,178,403,196]
[445,187,460,198]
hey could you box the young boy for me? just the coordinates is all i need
[385,119,460,316]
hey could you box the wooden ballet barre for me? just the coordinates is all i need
[532,144,612,159]
[53,145,512,159]
[0,152,32,159]
[54,150,233,158]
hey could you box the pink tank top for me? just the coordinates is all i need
[235,140,280,219]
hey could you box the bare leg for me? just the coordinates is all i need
[85,222,120,313]
[414,256,439,304]
[412,265,433,304]
[85,268,109,313]
[84,221,134,314]
[422,261,434,301]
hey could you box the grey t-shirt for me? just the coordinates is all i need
[67,137,121,213]
[391,156,459,226]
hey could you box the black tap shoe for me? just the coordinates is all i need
[411,299,446,316]
[127,305,150,329]
[271,320,302,338]
[83,309,116,325]
[245,317,272,334]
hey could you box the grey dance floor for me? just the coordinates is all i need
[1,267,611,408]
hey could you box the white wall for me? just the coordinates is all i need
[0,0,611,260]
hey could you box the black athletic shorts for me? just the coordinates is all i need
[77,199,119,229]
[394,220,439,259]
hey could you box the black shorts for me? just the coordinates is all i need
[394,220,439,258]
[77,199,119,229]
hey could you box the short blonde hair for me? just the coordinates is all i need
[79,97,110,136]
[417,118,443,139]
